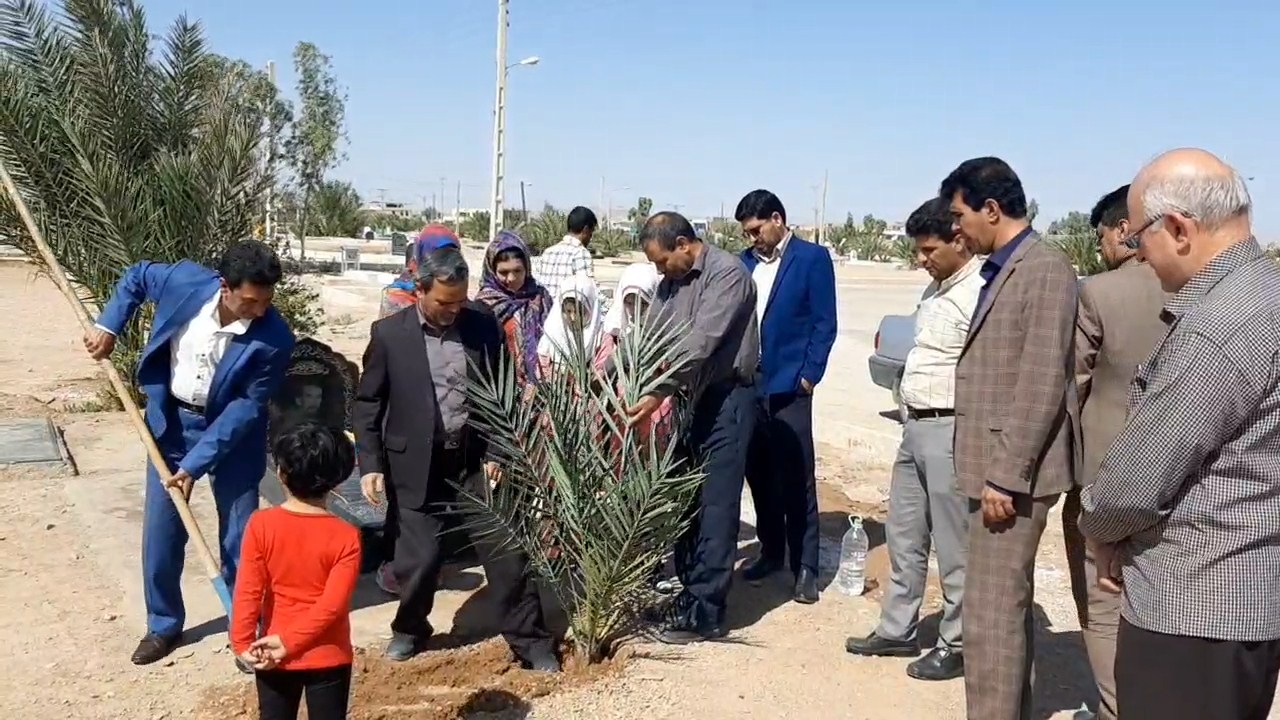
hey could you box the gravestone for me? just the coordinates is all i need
[0,418,70,472]
[259,338,385,570]
[390,232,409,257]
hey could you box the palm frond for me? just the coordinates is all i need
[0,0,316,401]
[453,312,704,663]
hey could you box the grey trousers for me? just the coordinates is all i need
[875,415,968,650]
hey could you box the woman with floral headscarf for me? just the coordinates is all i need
[378,223,460,319]
[474,230,553,384]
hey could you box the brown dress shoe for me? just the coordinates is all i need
[131,633,179,665]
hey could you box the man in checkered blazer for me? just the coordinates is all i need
[944,157,1080,720]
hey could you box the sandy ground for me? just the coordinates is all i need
[0,257,1099,719]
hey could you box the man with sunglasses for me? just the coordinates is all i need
[1061,183,1166,720]
[1081,149,1280,718]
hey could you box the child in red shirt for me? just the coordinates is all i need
[231,423,362,720]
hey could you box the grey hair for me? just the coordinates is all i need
[1142,168,1252,229]
[416,246,469,288]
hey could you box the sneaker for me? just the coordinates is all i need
[376,561,400,596]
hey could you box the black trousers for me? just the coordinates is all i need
[744,390,819,574]
[256,665,352,720]
[674,382,755,628]
[385,448,553,659]
[1117,618,1280,720]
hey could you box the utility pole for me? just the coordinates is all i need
[819,170,829,246]
[263,61,276,244]
[520,180,528,221]
[438,177,446,222]
[487,0,509,242]
[455,180,461,229]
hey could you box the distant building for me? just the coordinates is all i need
[361,201,416,219]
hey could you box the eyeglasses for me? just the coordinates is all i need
[1122,216,1161,250]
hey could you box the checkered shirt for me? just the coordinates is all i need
[1080,236,1280,642]
[534,235,594,300]
[899,256,985,410]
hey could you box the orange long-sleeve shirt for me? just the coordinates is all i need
[230,506,362,670]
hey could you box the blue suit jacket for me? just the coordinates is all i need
[96,260,295,482]
[740,236,838,396]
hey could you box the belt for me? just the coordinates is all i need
[906,407,954,420]
[173,397,205,415]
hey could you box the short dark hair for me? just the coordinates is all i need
[734,189,787,224]
[218,239,283,288]
[939,157,1028,220]
[905,197,955,241]
[272,423,355,500]
[638,211,699,252]
[416,246,469,289]
[567,206,598,235]
[1090,184,1131,229]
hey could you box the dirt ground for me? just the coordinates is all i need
[0,259,1097,719]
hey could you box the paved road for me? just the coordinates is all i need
[813,263,928,457]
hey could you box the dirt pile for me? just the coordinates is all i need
[197,639,623,720]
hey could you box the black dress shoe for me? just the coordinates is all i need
[656,620,728,645]
[844,632,920,658]
[742,556,784,583]
[793,567,819,604]
[386,632,429,662]
[131,633,180,665]
[907,647,964,681]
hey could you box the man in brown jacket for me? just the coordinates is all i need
[1062,184,1167,720]
[943,157,1079,720]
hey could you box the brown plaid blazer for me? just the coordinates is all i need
[954,232,1080,499]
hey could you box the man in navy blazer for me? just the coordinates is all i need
[736,190,838,603]
[83,240,295,666]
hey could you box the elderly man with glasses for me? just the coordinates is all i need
[1081,149,1280,719]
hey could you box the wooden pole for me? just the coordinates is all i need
[0,156,233,613]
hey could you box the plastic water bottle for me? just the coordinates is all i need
[835,516,869,596]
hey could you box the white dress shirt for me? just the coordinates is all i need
[751,231,792,326]
[899,256,984,410]
[169,291,252,406]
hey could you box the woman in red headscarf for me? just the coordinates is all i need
[378,223,460,318]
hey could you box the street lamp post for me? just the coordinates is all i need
[488,0,539,242]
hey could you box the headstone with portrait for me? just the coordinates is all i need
[259,339,386,568]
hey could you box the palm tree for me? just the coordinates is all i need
[456,312,705,664]
[0,0,319,398]
[519,205,566,254]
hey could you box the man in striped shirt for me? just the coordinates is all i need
[846,196,983,681]
[1080,148,1280,719]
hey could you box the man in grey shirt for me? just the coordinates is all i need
[627,211,759,644]
[1080,149,1280,719]
[354,247,557,668]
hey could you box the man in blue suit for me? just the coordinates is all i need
[83,240,295,666]
[736,190,838,604]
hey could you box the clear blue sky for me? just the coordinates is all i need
[144,0,1280,236]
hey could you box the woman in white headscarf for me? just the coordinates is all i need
[600,262,661,339]
[537,273,604,367]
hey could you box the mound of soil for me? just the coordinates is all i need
[197,639,623,720]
